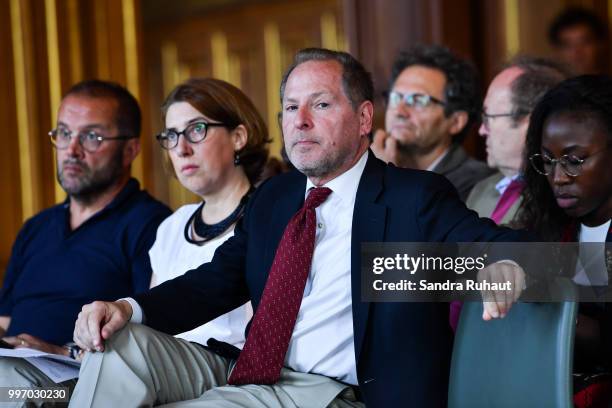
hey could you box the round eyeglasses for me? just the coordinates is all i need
[49,128,136,153]
[156,121,227,150]
[387,91,445,109]
[529,148,609,177]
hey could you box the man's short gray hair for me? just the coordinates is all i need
[279,48,374,110]
[503,56,569,127]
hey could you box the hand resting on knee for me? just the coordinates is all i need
[73,300,133,352]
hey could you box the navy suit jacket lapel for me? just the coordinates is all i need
[351,153,387,362]
[264,172,306,275]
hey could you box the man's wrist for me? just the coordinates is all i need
[117,297,143,323]
[116,299,133,320]
[63,342,81,359]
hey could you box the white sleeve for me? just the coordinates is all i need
[148,222,165,280]
[118,297,144,324]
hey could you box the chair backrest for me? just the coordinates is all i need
[448,299,577,408]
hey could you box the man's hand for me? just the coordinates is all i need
[73,300,133,352]
[479,261,525,321]
[3,334,67,356]
[371,129,401,165]
[0,316,11,337]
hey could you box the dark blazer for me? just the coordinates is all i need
[136,153,528,408]
[433,143,495,201]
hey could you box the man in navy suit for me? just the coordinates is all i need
[71,48,527,408]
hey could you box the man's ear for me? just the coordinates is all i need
[448,111,469,136]
[516,113,530,132]
[123,138,141,166]
[231,124,248,152]
[358,100,374,136]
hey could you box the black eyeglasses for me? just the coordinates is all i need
[481,112,513,128]
[529,147,609,177]
[386,91,445,109]
[480,110,528,128]
[156,121,227,150]
[49,128,136,153]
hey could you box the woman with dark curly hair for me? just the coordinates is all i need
[515,74,612,406]
[516,76,611,241]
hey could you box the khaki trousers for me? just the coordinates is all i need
[70,324,364,408]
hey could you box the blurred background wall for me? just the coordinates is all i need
[1,0,610,275]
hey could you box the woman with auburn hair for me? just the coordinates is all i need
[149,78,269,349]
[516,75,612,407]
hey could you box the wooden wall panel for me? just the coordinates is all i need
[0,0,151,277]
[0,0,23,274]
[143,0,346,209]
[9,0,47,220]
[516,0,565,60]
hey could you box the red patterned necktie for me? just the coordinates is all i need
[490,178,525,224]
[228,186,332,385]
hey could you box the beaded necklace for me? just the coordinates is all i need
[184,189,252,245]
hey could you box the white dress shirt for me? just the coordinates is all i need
[283,151,368,385]
[148,204,252,348]
[125,151,368,385]
[573,219,611,286]
[494,174,520,196]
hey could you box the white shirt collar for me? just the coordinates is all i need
[579,220,611,242]
[495,173,520,195]
[305,151,369,203]
[426,148,449,172]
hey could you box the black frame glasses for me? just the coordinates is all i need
[481,112,513,127]
[386,91,446,109]
[49,128,136,153]
[480,110,528,128]
[529,147,610,177]
[156,121,227,150]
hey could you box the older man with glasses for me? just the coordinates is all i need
[0,80,170,396]
[446,57,569,331]
[467,56,567,226]
[372,44,493,200]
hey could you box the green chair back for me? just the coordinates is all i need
[448,298,577,408]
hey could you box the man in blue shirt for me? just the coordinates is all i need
[0,80,171,391]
